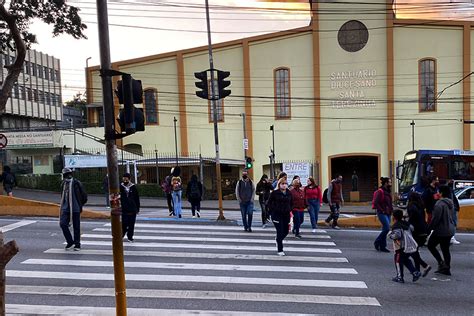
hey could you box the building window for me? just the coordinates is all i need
[38,65,43,78]
[45,92,51,105]
[208,79,224,122]
[44,66,49,80]
[32,63,37,76]
[144,88,158,125]
[50,69,55,81]
[55,70,60,82]
[24,61,30,75]
[33,89,38,102]
[419,58,436,112]
[19,86,26,100]
[274,67,291,119]
[26,87,32,101]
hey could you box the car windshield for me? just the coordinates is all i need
[400,159,418,191]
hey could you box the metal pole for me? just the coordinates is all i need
[174,116,178,166]
[410,120,415,151]
[242,113,247,159]
[73,119,76,153]
[155,148,160,184]
[204,0,224,220]
[96,1,127,315]
[270,125,275,178]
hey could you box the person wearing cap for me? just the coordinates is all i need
[120,173,140,242]
[235,169,256,232]
[59,168,87,251]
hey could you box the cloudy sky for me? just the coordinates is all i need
[28,0,473,101]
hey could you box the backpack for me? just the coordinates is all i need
[188,181,201,199]
[372,188,383,209]
[4,173,15,185]
[402,228,418,254]
[322,188,329,204]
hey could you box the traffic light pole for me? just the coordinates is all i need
[204,0,224,220]
[96,1,127,315]
[241,113,247,160]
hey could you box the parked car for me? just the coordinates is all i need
[455,186,474,206]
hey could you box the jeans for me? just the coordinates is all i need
[428,235,451,268]
[166,193,174,215]
[374,213,391,250]
[240,201,254,230]
[60,211,81,247]
[394,250,417,278]
[293,210,304,234]
[307,199,320,229]
[326,203,340,227]
[190,200,201,216]
[122,212,137,240]
[273,217,290,252]
[259,199,269,225]
[172,191,182,218]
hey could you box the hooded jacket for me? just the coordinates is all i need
[407,202,428,237]
[389,219,413,251]
[120,182,140,214]
[267,189,293,222]
[429,198,455,237]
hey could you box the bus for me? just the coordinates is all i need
[396,149,474,208]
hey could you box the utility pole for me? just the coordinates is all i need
[174,116,178,166]
[410,120,415,151]
[270,125,275,178]
[204,0,224,220]
[96,1,127,315]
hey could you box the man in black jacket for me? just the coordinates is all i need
[120,173,140,242]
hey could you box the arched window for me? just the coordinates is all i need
[419,58,437,112]
[274,67,291,119]
[144,88,158,124]
[209,79,224,122]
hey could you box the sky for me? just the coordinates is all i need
[28,0,474,102]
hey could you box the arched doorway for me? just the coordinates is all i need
[329,154,380,202]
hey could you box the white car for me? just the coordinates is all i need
[455,186,474,206]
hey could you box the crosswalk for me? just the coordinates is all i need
[6,221,381,315]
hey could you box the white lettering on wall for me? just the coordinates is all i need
[329,69,377,109]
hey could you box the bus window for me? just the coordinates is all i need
[452,156,474,180]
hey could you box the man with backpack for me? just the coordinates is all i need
[59,168,87,251]
[0,166,16,197]
[373,177,393,253]
[186,175,203,218]
[235,170,256,232]
[325,174,344,229]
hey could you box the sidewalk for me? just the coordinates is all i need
[11,188,374,215]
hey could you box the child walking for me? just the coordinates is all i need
[389,209,422,283]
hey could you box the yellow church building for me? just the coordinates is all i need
[85,0,473,200]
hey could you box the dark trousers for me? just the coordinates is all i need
[293,210,304,234]
[60,211,81,247]
[412,236,428,270]
[240,201,254,230]
[326,203,340,226]
[428,235,452,267]
[190,200,201,216]
[394,249,417,278]
[259,199,269,225]
[273,218,290,252]
[122,213,137,240]
[166,193,174,214]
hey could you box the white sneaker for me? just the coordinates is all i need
[311,228,317,233]
[262,224,267,229]
[192,216,196,219]
[277,252,286,256]
[450,237,460,245]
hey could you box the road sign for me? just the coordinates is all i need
[243,138,248,150]
[0,134,7,149]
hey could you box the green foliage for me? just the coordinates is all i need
[16,174,62,192]
[0,0,87,51]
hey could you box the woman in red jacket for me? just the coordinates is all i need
[304,176,323,233]
[290,178,306,238]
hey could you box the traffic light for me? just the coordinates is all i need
[217,70,231,99]
[245,156,253,169]
[116,74,144,134]
[194,71,208,100]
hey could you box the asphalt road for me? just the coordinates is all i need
[1,216,473,315]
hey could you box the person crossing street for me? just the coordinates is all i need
[120,173,140,242]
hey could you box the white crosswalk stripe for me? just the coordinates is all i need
[6,222,381,315]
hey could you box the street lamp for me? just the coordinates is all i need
[68,118,76,153]
[85,57,92,102]
[173,117,178,166]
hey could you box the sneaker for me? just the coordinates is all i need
[422,265,432,277]
[392,276,404,283]
[332,225,341,230]
[277,252,286,256]
[65,242,74,250]
[168,212,174,217]
[248,228,252,233]
[295,234,302,239]
[244,228,249,232]
[311,228,317,233]
[127,238,134,243]
[379,248,390,253]
[412,271,421,282]
[178,214,182,218]
[374,242,380,251]
[196,212,201,218]
[325,221,331,227]
[192,216,196,219]
[450,237,460,245]
[73,245,81,251]
[262,224,267,229]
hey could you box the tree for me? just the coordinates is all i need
[65,92,87,122]
[0,0,86,113]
